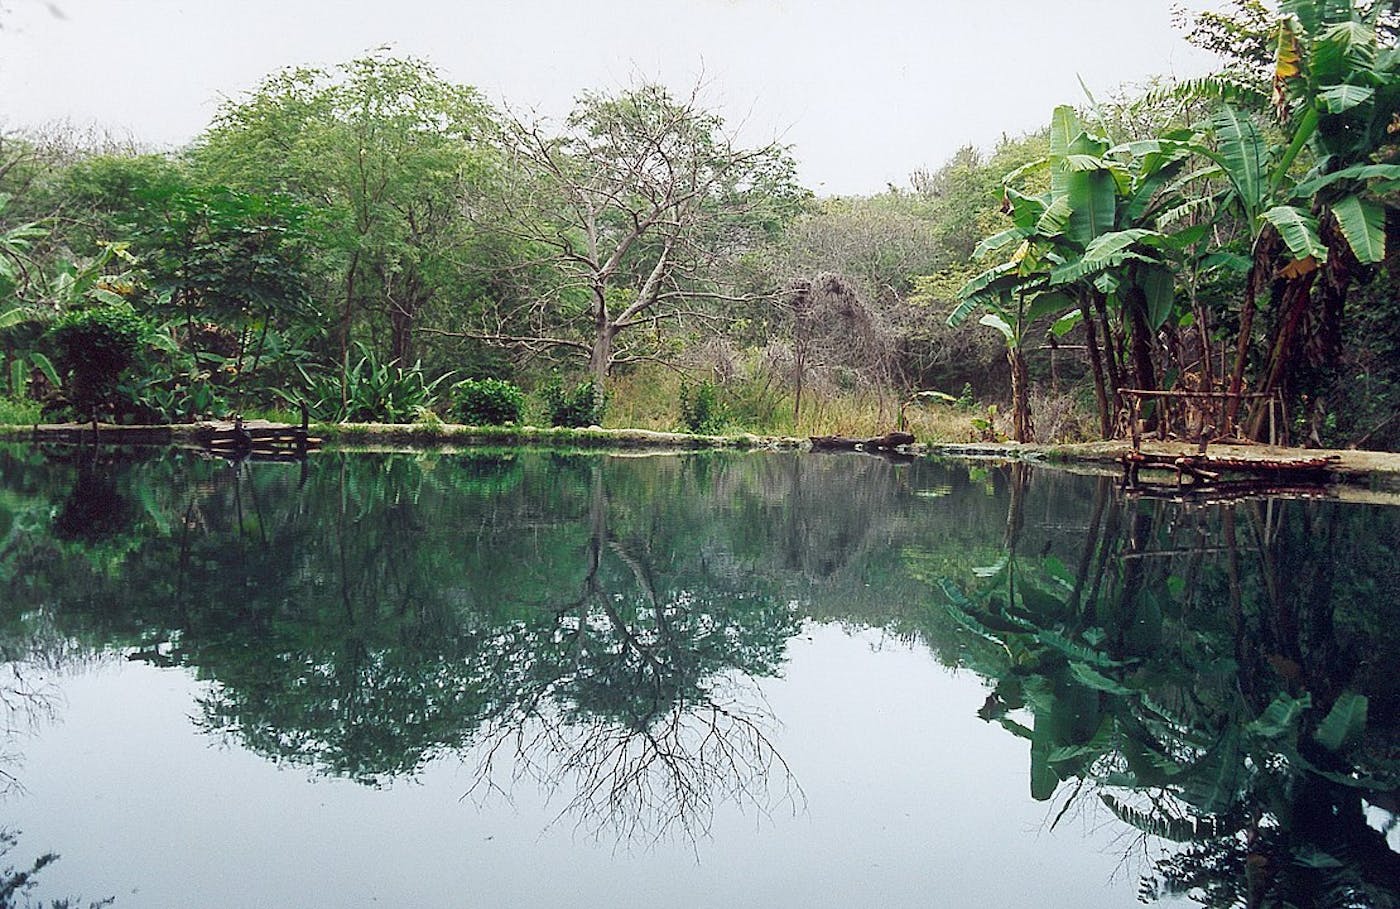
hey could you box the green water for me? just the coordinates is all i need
[0,446,1395,907]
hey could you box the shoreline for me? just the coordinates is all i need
[4,421,1400,484]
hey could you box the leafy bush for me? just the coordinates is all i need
[451,377,525,426]
[47,302,150,421]
[292,343,449,423]
[0,396,41,424]
[540,375,606,428]
[678,379,727,434]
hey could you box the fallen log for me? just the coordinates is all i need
[1123,451,1337,476]
[810,431,916,452]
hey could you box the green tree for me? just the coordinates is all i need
[196,54,500,381]
[951,107,1203,440]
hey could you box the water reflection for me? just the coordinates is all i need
[934,465,1400,907]
[0,445,1395,905]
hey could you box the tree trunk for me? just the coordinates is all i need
[1247,271,1319,440]
[589,323,616,386]
[1124,284,1159,431]
[1008,346,1032,443]
[1080,291,1111,438]
[1093,292,1123,429]
[338,252,361,412]
[1225,231,1281,433]
[1316,213,1356,374]
[388,271,428,365]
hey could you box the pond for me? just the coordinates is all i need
[0,446,1396,908]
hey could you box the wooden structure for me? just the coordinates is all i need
[1118,387,1283,447]
[1119,448,1339,496]
[195,406,320,459]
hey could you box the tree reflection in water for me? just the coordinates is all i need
[930,466,1400,907]
[452,463,802,841]
[0,444,1396,903]
[0,449,807,843]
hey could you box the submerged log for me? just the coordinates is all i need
[810,431,916,452]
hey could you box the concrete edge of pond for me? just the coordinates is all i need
[0,420,808,452]
[5,422,1400,490]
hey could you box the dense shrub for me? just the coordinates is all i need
[47,302,150,421]
[451,378,525,426]
[540,375,606,428]
[678,379,727,434]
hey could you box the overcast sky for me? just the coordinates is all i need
[0,0,1227,195]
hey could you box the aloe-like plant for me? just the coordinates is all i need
[292,343,451,423]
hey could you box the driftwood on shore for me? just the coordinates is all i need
[1120,449,1339,491]
[809,431,916,453]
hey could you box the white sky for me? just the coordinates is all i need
[0,0,1228,195]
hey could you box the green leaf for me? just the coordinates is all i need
[973,227,1028,261]
[1050,229,1164,285]
[1025,291,1072,323]
[1050,309,1083,336]
[1318,82,1375,113]
[0,307,31,331]
[1259,206,1328,262]
[1033,629,1124,668]
[1181,726,1245,814]
[29,352,60,388]
[1068,661,1133,695]
[1141,265,1176,331]
[1329,195,1385,264]
[1100,794,1211,843]
[979,312,1014,342]
[1003,187,1048,232]
[1210,106,1265,218]
[1292,163,1400,199]
[1200,251,1253,274]
[1029,707,1061,801]
[1035,196,1073,237]
[956,261,1017,302]
[1314,692,1367,752]
[1066,168,1117,244]
[1247,692,1312,740]
[1063,154,1108,171]
[1049,106,1081,196]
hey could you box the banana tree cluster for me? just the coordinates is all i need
[933,478,1400,905]
[1222,0,1400,437]
[955,0,1400,443]
[953,107,1204,440]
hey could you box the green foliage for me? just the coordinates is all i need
[540,375,607,428]
[450,377,526,426]
[0,396,40,424]
[47,302,150,419]
[197,52,502,373]
[293,343,449,423]
[678,379,727,434]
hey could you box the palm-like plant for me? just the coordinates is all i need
[954,107,1205,439]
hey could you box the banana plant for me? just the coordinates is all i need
[955,107,1207,439]
[1208,0,1400,435]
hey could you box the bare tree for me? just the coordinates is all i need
[466,81,804,384]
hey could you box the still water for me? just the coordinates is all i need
[0,446,1395,908]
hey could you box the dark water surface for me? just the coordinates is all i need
[0,446,1396,908]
